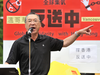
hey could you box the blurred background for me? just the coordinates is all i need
[0,0,3,64]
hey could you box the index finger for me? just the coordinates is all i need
[86,25,94,29]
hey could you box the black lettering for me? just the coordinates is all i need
[14,31,25,36]
[55,0,60,5]
[61,0,66,5]
[65,10,79,28]
[47,10,62,27]
[44,0,48,5]
[58,32,68,36]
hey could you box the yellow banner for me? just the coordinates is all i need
[7,16,26,24]
[81,17,100,22]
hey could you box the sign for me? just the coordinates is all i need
[69,45,97,63]
[3,0,100,40]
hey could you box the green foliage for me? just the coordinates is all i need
[0,0,3,64]
[0,0,3,16]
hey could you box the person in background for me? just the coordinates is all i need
[5,12,93,75]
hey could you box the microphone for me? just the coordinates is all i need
[27,27,33,37]
[28,27,33,34]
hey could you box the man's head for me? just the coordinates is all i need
[25,12,41,23]
[25,12,41,34]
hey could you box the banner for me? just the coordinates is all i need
[3,0,100,40]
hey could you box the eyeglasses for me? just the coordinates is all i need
[28,18,40,23]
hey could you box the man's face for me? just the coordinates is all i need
[25,14,41,34]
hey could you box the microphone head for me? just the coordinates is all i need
[27,27,33,37]
[28,27,33,34]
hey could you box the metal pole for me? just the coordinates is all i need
[28,37,31,75]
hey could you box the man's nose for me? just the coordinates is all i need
[31,21,35,24]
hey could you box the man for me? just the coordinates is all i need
[5,12,93,75]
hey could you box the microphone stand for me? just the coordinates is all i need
[28,36,31,75]
[27,28,33,75]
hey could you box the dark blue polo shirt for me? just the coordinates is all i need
[6,33,63,75]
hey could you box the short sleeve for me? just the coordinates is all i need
[50,37,63,51]
[6,40,20,64]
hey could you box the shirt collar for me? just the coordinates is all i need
[25,32,42,41]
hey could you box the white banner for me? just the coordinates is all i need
[69,45,97,63]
